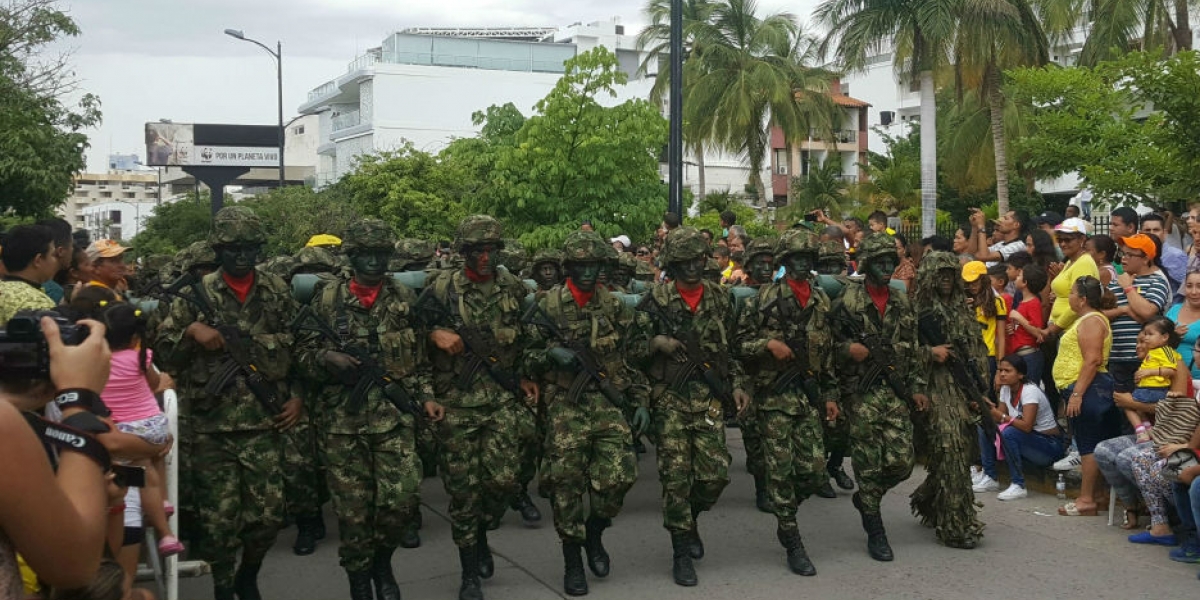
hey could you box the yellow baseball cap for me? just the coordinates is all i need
[961,261,988,282]
[305,234,342,248]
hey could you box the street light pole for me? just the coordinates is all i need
[224,29,285,189]
[667,0,684,217]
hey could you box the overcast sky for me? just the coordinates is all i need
[56,0,824,172]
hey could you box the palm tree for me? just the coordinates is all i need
[955,0,1048,215]
[684,0,841,206]
[816,0,961,237]
[1036,0,1198,66]
[784,158,852,216]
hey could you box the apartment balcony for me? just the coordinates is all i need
[331,110,362,132]
[307,81,337,103]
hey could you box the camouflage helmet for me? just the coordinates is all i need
[394,238,435,263]
[259,255,295,279]
[560,230,610,262]
[498,239,526,272]
[817,240,847,265]
[775,228,820,262]
[454,215,503,251]
[661,227,709,264]
[144,254,172,273]
[531,248,564,267]
[178,241,217,271]
[746,236,777,260]
[342,219,396,253]
[617,252,638,272]
[209,206,266,246]
[633,259,655,281]
[291,246,340,274]
[857,232,899,263]
[704,258,722,278]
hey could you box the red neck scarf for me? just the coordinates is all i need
[786,278,812,308]
[349,280,383,309]
[566,278,594,308]
[464,266,493,283]
[676,282,704,313]
[866,282,890,317]
[222,271,255,303]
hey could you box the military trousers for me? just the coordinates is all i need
[740,401,766,483]
[910,385,985,545]
[436,401,524,548]
[193,430,285,589]
[652,406,731,533]
[543,394,637,543]
[822,402,852,471]
[324,422,422,571]
[760,405,827,530]
[847,387,914,514]
[282,418,327,518]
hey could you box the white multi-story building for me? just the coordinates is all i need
[81,200,157,242]
[297,19,750,197]
[60,168,161,234]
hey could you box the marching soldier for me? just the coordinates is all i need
[816,239,856,496]
[157,207,303,600]
[523,230,651,596]
[735,235,777,512]
[909,251,987,549]
[296,219,435,599]
[634,226,750,587]
[736,228,839,575]
[421,215,539,600]
[832,232,929,562]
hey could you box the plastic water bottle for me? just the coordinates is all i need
[1056,473,1067,500]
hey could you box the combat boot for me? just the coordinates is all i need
[583,517,611,577]
[562,542,589,596]
[213,586,236,600]
[687,508,704,560]
[753,475,772,513]
[233,562,263,600]
[669,532,698,586]
[511,491,542,524]
[829,465,855,490]
[457,546,483,600]
[346,569,375,600]
[853,492,893,562]
[476,526,495,579]
[815,480,838,498]
[293,514,320,556]
[372,547,402,600]
[399,522,421,549]
[776,527,817,576]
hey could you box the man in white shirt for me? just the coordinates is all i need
[969,209,1028,267]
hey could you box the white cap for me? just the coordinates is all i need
[1054,217,1090,235]
[610,235,631,248]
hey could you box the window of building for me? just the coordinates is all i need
[293,125,305,135]
[100,191,112,198]
[109,211,122,224]
[124,192,136,198]
[774,149,789,175]
[840,82,850,95]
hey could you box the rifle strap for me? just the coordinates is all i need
[546,288,599,350]
[333,283,382,356]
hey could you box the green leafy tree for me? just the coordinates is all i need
[129,193,212,257]
[0,0,101,216]
[468,48,669,251]
[782,160,851,217]
[1036,0,1198,66]
[685,201,776,237]
[238,185,362,257]
[335,143,467,241]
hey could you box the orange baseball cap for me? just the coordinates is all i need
[85,239,129,260]
[1120,233,1157,260]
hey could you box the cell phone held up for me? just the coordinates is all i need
[111,465,146,488]
[0,310,88,381]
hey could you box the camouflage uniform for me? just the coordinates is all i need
[736,229,839,571]
[392,238,436,273]
[635,227,745,586]
[530,249,566,294]
[523,230,650,594]
[735,235,777,510]
[908,251,986,548]
[816,240,855,490]
[422,216,532,598]
[155,207,298,598]
[609,253,638,293]
[831,232,926,562]
[296,220,431,597]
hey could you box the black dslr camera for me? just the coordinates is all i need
[0,310,88,380]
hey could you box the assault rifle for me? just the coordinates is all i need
[760,297,823,412]
[522,302,627,408]
[635,293,736,411]
[413,286,524,397]
[917,312,999,443]
[835,309,914,409]
[289,305,424,419]
[164,272,284,415]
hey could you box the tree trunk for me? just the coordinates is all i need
[1174,0,1193,51]
[695,142,706,205]
[919,70,938,238]
[989,68,1010,216]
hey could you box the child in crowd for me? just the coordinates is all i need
[1004,252,1032,304]
[963,261,1008,380]
[1115,316,1181,443]
[988,263,1013,312]
[1006,264,1048,388]
[98,302,183,556]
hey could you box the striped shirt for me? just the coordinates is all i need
[1107,274,1170,362]
[1151,394,1200,451]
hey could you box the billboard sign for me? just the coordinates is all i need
[145,122,280,167]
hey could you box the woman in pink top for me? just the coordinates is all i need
[98,303,181,565]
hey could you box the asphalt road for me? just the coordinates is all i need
[177,429,1200,599]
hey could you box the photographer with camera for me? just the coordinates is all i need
[0,314,115,596]
[0,225,60,322]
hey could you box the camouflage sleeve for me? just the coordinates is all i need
[276,282,306,401]
[734,290,770,361]
[623,303,656,371]
[613,295,651,409]
[397,284,436,405]
[293,295,337,386]
[719,291,748,393]
[154,295,200,373]
[520,297,554,380]
[897,304,927,397]
[830,295,855,366]
[816,298,841,407]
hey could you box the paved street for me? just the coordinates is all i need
[179,430,1200,599]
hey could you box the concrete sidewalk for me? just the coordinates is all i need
[179,429,1200,599]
